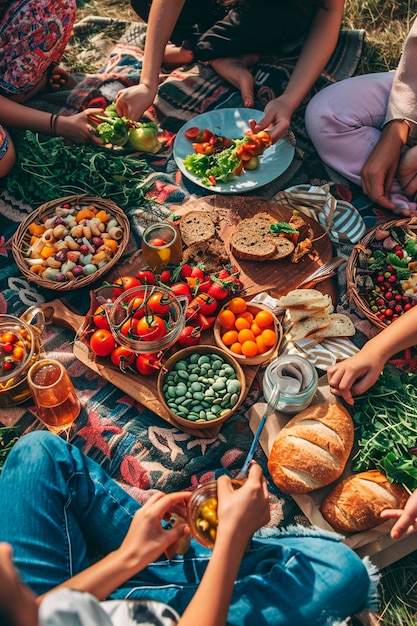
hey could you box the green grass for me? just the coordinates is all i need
[67,1,417,623]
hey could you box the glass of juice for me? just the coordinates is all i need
[141,223,182,273]
[27,359,81,438]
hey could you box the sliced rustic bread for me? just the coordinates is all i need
[182,236,230,273]
[179,211,216,246]
[289,314,331,341]
[230,230,278,261]
[309,313,355,338]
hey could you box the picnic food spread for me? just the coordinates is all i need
[9,183,417,548]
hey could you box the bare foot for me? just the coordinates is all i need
[162,43,194,67]
[211,54,259,107]
[48,65,77,91]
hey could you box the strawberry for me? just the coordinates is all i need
[207,282,230,300]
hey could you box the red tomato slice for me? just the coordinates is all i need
[184,126,201,140]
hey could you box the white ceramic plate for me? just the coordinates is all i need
[173,108,295,194]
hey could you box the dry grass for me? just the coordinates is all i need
[65,1,417,624]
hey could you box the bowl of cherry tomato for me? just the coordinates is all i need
[0,308,45,407]
[106,284,189,354]
[213,297,281,366]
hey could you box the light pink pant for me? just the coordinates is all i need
[305,71,417,213]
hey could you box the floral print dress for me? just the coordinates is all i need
[0,0,76,161]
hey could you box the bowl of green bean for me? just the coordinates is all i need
[156,345,246,432]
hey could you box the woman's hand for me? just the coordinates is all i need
[118,491,191,568]
[253,96,294,143]
[216,463,270,545]
[327,351,386,406]
[57,108,105,145]
[115,84,157,121]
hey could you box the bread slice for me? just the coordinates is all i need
[230,230,278,261]
[309,314,355,339]
[286,298,334,323]
[277,288,327,308]
[179,211,216,246]
[182,236,230,273]
[289,314,330,341]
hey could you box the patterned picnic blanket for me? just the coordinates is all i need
[0,20,393,522]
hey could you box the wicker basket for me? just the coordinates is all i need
[12,194,130,291]
[347,218,417,330]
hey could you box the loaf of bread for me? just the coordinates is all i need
[320,470,409,533]
[179,211,216,246]
[268,403,354,494]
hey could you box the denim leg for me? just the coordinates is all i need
[0,431,140,595]
[305,71,394,186]
[112,528,375,626]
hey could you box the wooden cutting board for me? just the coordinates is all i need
[169,195,333,298]
[40,299,259,438]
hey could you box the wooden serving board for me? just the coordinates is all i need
[170,195,333,298]
[40,299,259,438]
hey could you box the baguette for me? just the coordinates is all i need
[268,403,354,494]
[320,470,409,532]
[179,211,216,246]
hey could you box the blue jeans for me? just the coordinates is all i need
[0,432,378,625]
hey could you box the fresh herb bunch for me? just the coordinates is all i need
[352,368,417,491]
[0,425,20,472]
[6,131,153,210]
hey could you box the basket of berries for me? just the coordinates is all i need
[347,218,417,330]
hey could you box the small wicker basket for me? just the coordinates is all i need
[12,194,130,291]
[347,218,417,330]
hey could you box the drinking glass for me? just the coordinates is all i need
[27,359,81,438]
[141,223,182,272]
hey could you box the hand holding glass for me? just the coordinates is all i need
[27,359,81,436]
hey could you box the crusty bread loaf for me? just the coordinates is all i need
[320,470,409,533]
[268,403,354,494]
[179,211,216,246]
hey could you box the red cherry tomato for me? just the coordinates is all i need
[90,329,116,357]
[177,326,201,348]
[137,270,157,285]
[136,315,166,341]
[110,346,136,371]
[184,126,201,141]
[92,305,110,330]
[112,275,142,296]
[136,353,160,376]
[119,318,139,338]
[129,296,145,319]
[147,292,170,316]
[169,282,192,300]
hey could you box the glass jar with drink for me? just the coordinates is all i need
[27,359,81,438]
[141,222,182,273]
